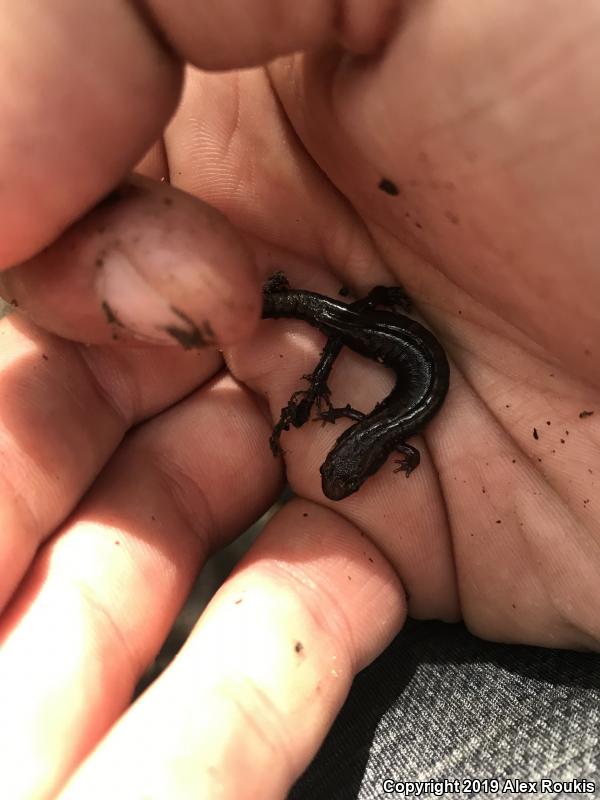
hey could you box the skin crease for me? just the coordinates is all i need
[0,1,598,798]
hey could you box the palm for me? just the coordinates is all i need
[161,42,600,649]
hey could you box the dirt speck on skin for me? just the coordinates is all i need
[580,410,594,418]
[235,598,243,605]
[378,178,399,196]
[101,300,125,327]
[202,319,215,340]
[533,428,539,440]
[294,641,304,655]
[163,306,216,349]
[163,324,201,349]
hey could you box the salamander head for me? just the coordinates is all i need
[319,436,388,501]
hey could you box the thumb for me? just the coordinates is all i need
[0,176,260,347]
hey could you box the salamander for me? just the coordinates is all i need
[262,272,449,500]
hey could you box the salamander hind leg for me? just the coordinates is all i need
[361,285,412,312]
[269,389,314,454]
[393,443,421,477]
[270,338,341,453]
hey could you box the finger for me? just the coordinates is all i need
[0,309,221,612]
[57,499,405,799]
[146,0,399,68]
[1,0,397,269]
[227,267,460,622]
[0,373,282,800]
[0,175,260,346]
[0,0,181,268]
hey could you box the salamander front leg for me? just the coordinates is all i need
[393,443,421,477]
[315,404,367,425]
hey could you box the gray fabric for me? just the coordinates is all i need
[290,621,599,799]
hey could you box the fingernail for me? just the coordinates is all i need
[95,246,214,348]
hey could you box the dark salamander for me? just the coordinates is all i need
[262,272,449,500]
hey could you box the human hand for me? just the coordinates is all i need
[0,2,599,798]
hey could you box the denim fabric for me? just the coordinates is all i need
[290,621,600,799]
